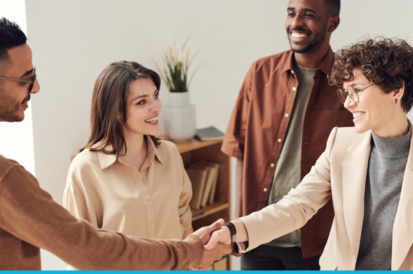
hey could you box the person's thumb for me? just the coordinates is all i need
[206,218,224,233]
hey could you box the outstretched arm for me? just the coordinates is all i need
[0,164,227,270]
[204,127,338,253]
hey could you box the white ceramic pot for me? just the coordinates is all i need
[164,91,196,143]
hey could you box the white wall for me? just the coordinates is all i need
[0,0,36,175]
[24,0,413,270]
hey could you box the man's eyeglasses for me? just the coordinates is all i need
[337,84,374,104]
[0,67,36,93]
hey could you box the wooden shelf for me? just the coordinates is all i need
[175,139,223,154]
[173,138,231,270]
[191,201,229,221]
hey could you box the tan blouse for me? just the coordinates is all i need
[63,137,193,242]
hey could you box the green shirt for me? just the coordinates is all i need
[265,63,316,247]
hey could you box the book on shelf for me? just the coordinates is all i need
[186,168,208,210]
[195,126,224,141]
[190,163,215,207]
[186,161,220,210]
[190,164,212,208]
[196,161,220,205]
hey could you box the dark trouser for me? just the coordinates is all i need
[241,244,321,270]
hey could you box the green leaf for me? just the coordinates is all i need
[157,37,199,92]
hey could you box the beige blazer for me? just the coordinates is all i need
[239,126,413,270]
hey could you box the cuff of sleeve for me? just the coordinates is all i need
[236,216,259,252]
[236,242,248,253]
[185,234,204,268]
[221,143,243,159]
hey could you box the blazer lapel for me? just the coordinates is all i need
[392,133,413,270]
[342,130,372,260]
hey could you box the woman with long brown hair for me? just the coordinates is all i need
[63,61,194,268]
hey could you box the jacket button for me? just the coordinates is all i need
[149,223,154,228]
[264,188,268,192]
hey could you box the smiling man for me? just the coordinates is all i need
[222,0,353,270]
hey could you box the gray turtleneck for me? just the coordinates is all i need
[356,125,411,270]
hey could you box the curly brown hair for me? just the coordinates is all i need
[329,37,413,112]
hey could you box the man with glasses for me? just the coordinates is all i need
[222,0,353,270]
[0,17,231,270]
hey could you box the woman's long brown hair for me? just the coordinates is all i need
[80,61,161,158]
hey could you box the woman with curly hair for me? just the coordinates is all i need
[204,37,413,270]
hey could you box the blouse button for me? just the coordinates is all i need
[292,87,296,91]
[285,113,289,118]
[149,223,154,228]
[264,188,268,192]
[144,196,149,201]
[270,163,275,168]
[278,139,282,143]
[291,70,294,74]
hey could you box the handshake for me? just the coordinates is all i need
[190,219,243,270]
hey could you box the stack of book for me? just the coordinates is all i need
[185,161,220,210]
[195,126,224,141]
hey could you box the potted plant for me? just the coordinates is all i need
[156,39,201,143]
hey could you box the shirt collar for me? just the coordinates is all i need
[282,47,334,76]
[98,136,163,171]
[318,47,334,76]
[147,136,164,165]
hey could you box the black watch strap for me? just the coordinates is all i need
[224,222,237,237]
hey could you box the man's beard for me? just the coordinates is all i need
[289,25,328,54]
[0,94,30,122]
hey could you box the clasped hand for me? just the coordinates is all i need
[203,220,245,257]
[190,219,233,270]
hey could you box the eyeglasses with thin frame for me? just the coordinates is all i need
[337,83,374,104]
[0,67,36,93]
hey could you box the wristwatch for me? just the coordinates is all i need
[224,222,237,243]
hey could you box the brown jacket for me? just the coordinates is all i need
[222,49,354,258]
[0,154,202,270]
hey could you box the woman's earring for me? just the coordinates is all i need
[394,99,398,104]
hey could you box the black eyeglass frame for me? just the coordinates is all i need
[0,67,36,93]
[337,83,374,104]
